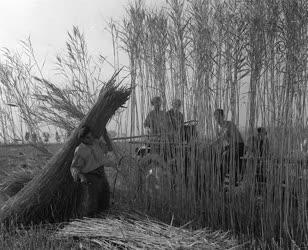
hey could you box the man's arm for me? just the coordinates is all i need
[144,112,151,128]
[180,112,184,125]
[97,138,119,166]
[102,128,113,152]
[70,148,85,182]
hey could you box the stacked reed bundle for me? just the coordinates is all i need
[56,211,240,250]
[0,149,51,206]
[0,75,131,225]
[0,167,39,199]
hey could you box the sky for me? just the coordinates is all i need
[0,0,164,76]
[0,0,249,139]
[0,0,168,140]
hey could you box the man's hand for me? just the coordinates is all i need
[71,168,79,182]
[79,174,88,184]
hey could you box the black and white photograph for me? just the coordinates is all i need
[0,0,307,249]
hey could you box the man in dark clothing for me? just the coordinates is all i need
[144,96,168,137]
[249,127,269,158]
[214,109,245,186]
[144,96,168,155]
[245,127,270,185]
[167,99,184,142]
[166,99,185,184]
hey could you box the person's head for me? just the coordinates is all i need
[172,99,181,111]
[214,109,224,125]
[151,96,162,110]
[257,127,267,137]
[78,125,94,145]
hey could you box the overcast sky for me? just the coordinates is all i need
[0,0,164,75]
[0,0,249,131]
[0,0,168,137]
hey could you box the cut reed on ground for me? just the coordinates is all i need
[56,210,240,250]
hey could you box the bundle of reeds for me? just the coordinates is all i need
[0,74,131,225]
[56,210,240,250]
[0,150,51,203]
[0,167,39,199]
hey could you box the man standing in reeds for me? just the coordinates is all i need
[246,127,270,158]
[144,96,168,153]
[70,125,115,216]
[167,99,184,143]
[213,109,245,186]
[245,127,270,187]
[144,96,168,136]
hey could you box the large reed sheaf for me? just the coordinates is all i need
[0,76,131,225]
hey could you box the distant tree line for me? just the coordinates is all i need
[24,131,62,144]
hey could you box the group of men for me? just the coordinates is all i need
[213,109,270,185]
[69,97,270,216]
[144,96,184,141]
[67,96,185,216]
[144,97,270,185]
[143,96,246,156]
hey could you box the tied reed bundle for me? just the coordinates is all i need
[0,167,39,199]
[56,211,240,250]
[0,73,131,225]
[0,153,49,204]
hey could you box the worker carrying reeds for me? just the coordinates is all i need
[70,125,116,216]
[213,109,245,186]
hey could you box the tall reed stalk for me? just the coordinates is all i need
[117,0,308,247]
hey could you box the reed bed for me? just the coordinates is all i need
[56,210,240,250]
[114,0,308,248]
